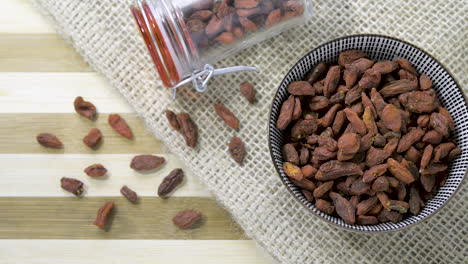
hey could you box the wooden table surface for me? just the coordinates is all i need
[0,1,272,263]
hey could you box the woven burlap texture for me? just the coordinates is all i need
[31,0,467,263]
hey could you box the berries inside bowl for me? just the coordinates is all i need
[268,35,467,232]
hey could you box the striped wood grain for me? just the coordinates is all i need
[0,154,211,197]
[0,113,166,154]
[0,72,133,113]
[0,1,273,263]
[0,34,91,72]
[0,197,245,239]
[0,0,54,33]
[0,240,271,264]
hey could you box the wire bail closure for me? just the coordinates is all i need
[172,64,259,99]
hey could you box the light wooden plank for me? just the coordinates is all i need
[0,73,133,113]
[0,154,211,197]
[0,240,273,264]
[0,113,166,154]
[0,34,91,72]
[0,0,55,33]
[0,197,245,240]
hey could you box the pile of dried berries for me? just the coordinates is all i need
[185,0,304,51]
[277,50,461,225]
[37,97,203,230]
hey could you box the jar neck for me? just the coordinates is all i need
[131,0,197,88]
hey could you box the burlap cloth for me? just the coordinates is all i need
[31,0,467,263]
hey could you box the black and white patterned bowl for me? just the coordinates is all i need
[268,35,467,232]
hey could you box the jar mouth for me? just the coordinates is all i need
[131,0,188,88]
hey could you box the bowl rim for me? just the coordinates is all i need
[267,33,468,233]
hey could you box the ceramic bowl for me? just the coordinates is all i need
[268,34,467,232]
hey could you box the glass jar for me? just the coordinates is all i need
[131,0,312,91]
